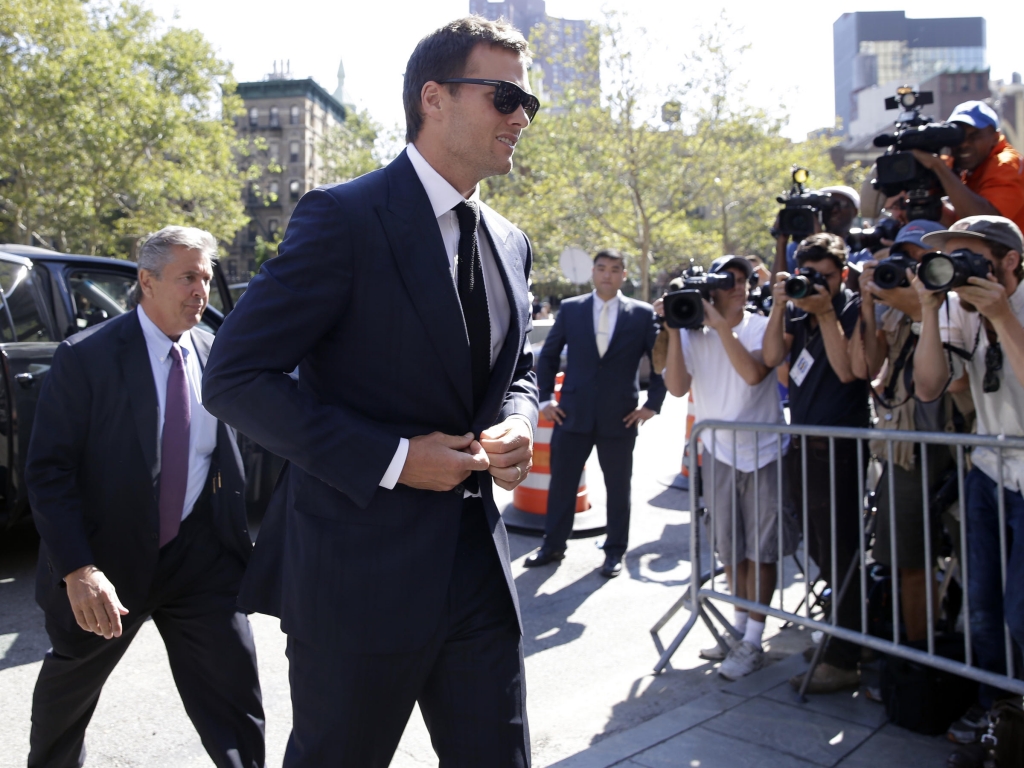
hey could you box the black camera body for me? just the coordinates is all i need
[784,267,829,299]
[873,252,918,290]
[846,217,901,254]
[872,87,965,222]
[919,249,992,291]
[663,267,736,329]
[773,167,838,241]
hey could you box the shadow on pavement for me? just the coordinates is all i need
[0,523,49,672]
[515,563,612,657]
[646,486,691,511]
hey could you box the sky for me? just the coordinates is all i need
[144,0,1024,142]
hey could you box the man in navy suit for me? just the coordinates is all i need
[526,250,666,577]
[25,227,264,768]
[202,17,539,768]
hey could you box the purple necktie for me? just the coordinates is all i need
[158,343,191,547]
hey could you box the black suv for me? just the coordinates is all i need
[0,244,281,529]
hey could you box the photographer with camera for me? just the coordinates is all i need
[851,219,963,649]
[912,216,1024,751]
[764,233,870,693]
[908,102,1024,235]
[656,256,793,680]
[771,177,874,281]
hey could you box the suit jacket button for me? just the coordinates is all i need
[453,484,464,495]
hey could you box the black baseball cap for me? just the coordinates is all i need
[709,255,753,279]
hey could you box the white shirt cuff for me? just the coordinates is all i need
[379,437,409,489]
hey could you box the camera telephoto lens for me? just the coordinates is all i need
[784,275,813,299]
[663,289,705,330]
[873,254,917,290]
[919,254,956,290]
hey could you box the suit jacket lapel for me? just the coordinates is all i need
[477,211,525,422]
[376,151,473,416]
[119,311,160,488]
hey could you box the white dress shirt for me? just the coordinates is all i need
[378,143,515,489]
[137,305,218,520]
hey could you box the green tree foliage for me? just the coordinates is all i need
[319,108,386,183]
[0,0,250,256]
[485,14,865,301]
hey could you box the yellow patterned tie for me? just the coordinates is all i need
[596,301,610,357]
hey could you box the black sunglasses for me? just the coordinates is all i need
[438,78,540,121]
[984,340,1003,393]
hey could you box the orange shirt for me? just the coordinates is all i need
[962,135,1024,235]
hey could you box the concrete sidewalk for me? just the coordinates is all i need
[548,652,952,768]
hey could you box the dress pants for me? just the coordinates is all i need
[544,428,635,559]
[283,497,529,768]
[786,437,866,670]
[28,497,266,768]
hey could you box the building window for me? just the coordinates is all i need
[269,142,279,162]
[289,141,300,163]
[290,104,301,125]
[289,180,301,201]
[269,106,280,127]
[247,220,258,242]
[268,219,279,236]
[268,181,279,199]
[248,107,259,127]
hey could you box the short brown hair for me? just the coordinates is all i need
[795,233,847,271]
[593,248,626,266]
[403,16,532,144]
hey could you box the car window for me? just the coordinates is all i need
[67,270,136,330]
[0,261,54,342]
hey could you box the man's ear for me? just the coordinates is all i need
[1006,249,1022,276]
[420,81,444,124]
[138,269,156,300]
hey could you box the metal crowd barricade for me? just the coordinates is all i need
[651,419,1024,699]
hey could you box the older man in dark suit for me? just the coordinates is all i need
[25,226,265,768]
[526,249,666,576]
[202,16,540,768]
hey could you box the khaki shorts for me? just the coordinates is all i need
[705,456,798,566]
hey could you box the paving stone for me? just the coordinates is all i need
[701,696,874,766]
[835,723,954,767]
[761,682,889,729]
[628,724,820,768]
[546,691,744,768]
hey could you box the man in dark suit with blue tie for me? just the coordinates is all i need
[202,17,539,768]
[24,227,265,768]
[526,250,666,577]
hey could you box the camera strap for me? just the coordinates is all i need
[873,328,918,411]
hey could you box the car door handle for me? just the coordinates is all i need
[15,372,35,388]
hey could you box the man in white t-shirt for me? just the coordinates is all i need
[656,256,793,680]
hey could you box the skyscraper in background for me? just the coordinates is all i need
[470,0,598,103]
[833,12,986,138]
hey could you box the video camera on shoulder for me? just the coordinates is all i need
[775,167,836,240]
[663,262,735,329]
[873,86,965,222]
[784,267,829,299]
[746,272,773,316]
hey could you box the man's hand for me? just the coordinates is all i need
[623,406,656,428]
[399,432,489,491]
[65,565,128,639]
[540,401,566,425]
[792,284,834,317]
[859,261,877,310]
[911,270,947,312]
[479,418,533,491]
[956,274,1014,322]
[910,149,947,174]
[702,299,728,332]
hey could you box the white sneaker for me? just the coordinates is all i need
[699,635,738,661]
[718,641,765,681]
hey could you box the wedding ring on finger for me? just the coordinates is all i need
[514,464,523,483]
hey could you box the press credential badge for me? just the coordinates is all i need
[790,348,814,387]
